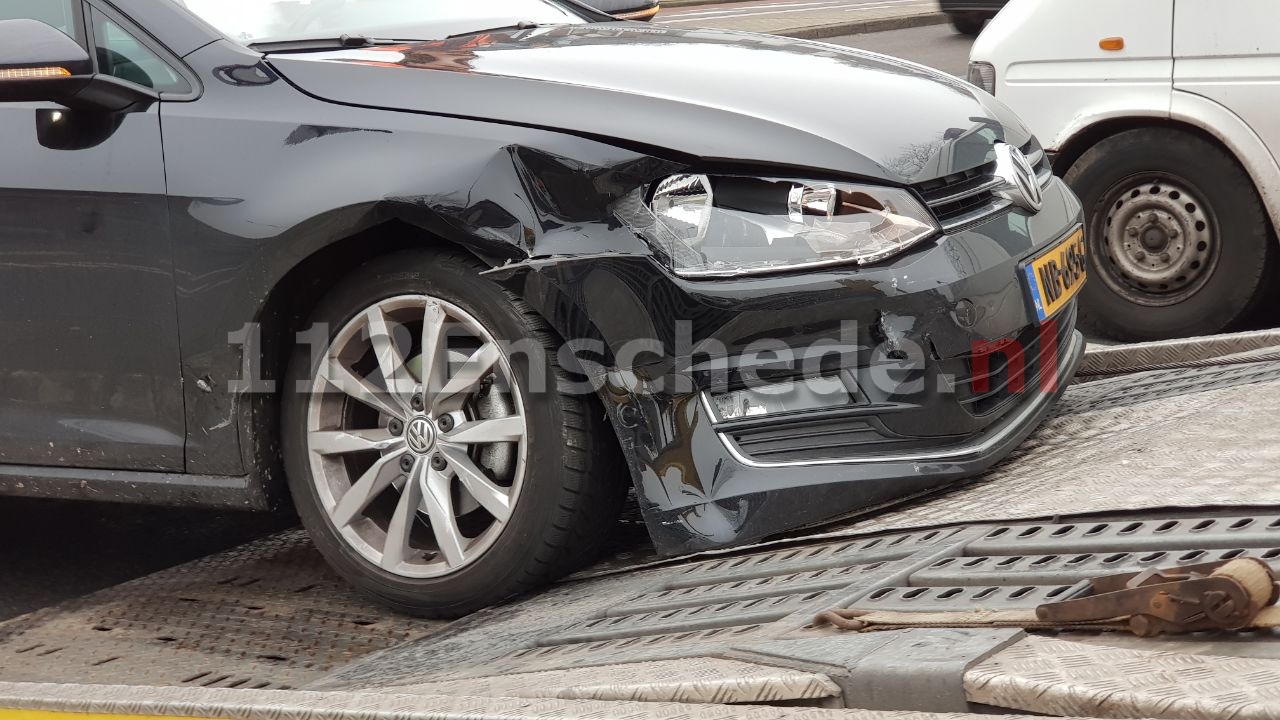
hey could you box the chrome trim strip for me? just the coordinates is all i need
[704,329,1084,468]
[924,176,1004,207]
[939,197,1014,233]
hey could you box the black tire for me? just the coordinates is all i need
[282,249,626,618]
[1065,128,1275,341]
[950,13,985,36]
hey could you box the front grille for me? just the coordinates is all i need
[915,140,1054,233]
[727,417,961,464]
[915,161,1006,231]
[956,305,1076,417]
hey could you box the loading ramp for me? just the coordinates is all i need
[5,331,1280,719]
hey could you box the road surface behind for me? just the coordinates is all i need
[656,0,942,35]
[829,21,972,76]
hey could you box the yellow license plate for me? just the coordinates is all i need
[1023,228,1087,323]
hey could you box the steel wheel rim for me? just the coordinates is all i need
[1096,174,1221,307]
[306,294,527,579]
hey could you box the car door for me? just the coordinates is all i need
[0,0,187,471]
[1174,0,1280,155]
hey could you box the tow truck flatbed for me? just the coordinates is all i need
[5,331,1280,719]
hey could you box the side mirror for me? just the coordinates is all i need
[0,18,158,112]
[0,19,94,103]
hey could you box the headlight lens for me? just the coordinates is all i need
[967,61,996,95]
[617,175,940,278]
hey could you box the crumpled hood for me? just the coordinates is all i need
[267,23,1032,184]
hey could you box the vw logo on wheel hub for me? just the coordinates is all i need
[404,417,436,455]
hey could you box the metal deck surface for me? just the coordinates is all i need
[308,511,1280,718]
[0,681,1061,720]
[0,532,441,688]
[815,358,1280,541]
[5,332,1280,719]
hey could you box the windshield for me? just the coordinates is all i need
[170,0,589,45]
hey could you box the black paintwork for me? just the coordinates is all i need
[271,25,1034,184]
[0,0,1082,554]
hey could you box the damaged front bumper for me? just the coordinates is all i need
[615,322,1084,556]
[580,178,1086,556]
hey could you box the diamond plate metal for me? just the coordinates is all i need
[318,504,1280,710]
[729,629,1025,714]
[966,635,1280,719]
[830,514,1280,616]
[1078,329,1280,377]
[385,657,842,705]
[794,362,1280,545]
[313,530,971,691]
[0,680,1045,720]
[0,531,438,687]
[539,589,839,645]
[914,545,1280,587]
[969,515,1280,554]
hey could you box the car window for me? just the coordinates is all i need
[0,0,83,42]
[91,6,190,94]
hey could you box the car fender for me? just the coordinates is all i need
[162,44,682,483]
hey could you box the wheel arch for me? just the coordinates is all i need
[1052,96,1280,242]
[234,220,445,505]
[235,219,619,505]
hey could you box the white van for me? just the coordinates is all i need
[969,0,1279,340]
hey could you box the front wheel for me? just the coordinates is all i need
[1065,128,1275,341]
[282,250,625,617]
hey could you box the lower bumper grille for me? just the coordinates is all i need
[723,310,1079,465]
[957,304,1077,417]
[727,417,962,465]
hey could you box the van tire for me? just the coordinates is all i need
[1064,128,1274,341]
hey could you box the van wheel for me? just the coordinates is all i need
[949,13,985,36]
[1065,128,1274,341]
[282,249,625,618]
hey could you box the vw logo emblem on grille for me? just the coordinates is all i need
[993,142,1044,214]
[405,417,436,455]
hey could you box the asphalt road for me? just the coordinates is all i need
[655,0,939,34]
[828,23,974,78]
[0,23,973,623]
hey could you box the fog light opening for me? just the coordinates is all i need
[708,375,854,421]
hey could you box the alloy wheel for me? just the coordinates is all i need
[305,295,526,578]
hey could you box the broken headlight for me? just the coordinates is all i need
[616,174,940,278]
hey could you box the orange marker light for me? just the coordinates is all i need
[0,66,71,81]
[1099,37,1126,52]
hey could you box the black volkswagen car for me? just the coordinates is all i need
[0,0,1085,617]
